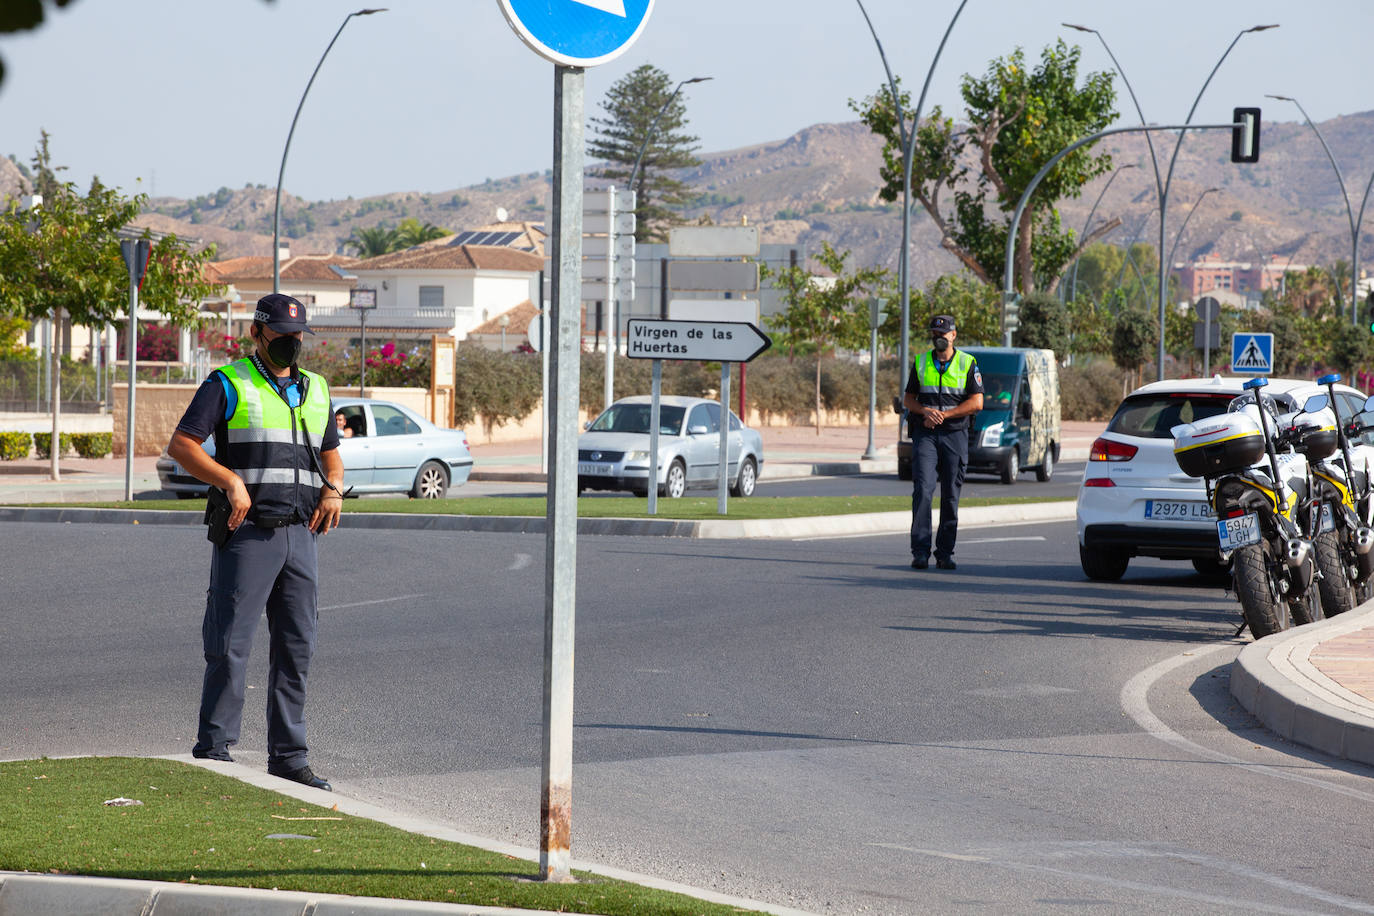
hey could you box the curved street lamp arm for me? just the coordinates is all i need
[1268,94,1360,317]
[855,0,968,391]
[1069,163,1136,299]
[273,8,384,293]
[628,77,711,208]
[1164,188,1221,274]
[1064,25,1163,202]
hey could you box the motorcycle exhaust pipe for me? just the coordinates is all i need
[1284,537,1312,569]
[1354,527,1374,556]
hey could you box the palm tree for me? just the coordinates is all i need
[345,225,399,258]
[393,218,452,249]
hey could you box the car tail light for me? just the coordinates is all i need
[1082,477,1115,487]
[1089,437,1138,462]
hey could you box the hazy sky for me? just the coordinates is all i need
[0,0,1366,203]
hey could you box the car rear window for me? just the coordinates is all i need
[1107,393,1236,438]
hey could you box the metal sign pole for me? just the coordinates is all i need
[124,275,138,500]
[717,362,730,514]
[604,185,615,410]
[541,62,583,884]
[648,359,661,515]
[359,307,367,397]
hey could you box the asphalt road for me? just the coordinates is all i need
[4,519,1374,914]
[458,460,1087,502]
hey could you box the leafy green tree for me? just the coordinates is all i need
[851,40,1117,295]
[760,243,888,433]
[1013,293,1070,354]
[0,132,217,477]
[1111,304,1157,388]
[1326,321,1374,377]
[589,64,703,242]
[0,315,30,358]
[884,273,1001,349]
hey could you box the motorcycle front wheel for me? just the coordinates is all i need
[1232,543,1293,639]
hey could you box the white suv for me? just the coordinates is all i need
[1075,375,1371,581]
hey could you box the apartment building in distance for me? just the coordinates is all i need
[1171,254,1307,305]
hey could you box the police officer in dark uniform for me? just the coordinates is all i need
[168,293,344,790]
[904,314,984,570]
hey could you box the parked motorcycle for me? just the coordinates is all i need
[1172,377,1323,638]
[1295,373,1374,613]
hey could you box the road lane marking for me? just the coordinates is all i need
[321,594,426,611]
[869,841,1374,913]
[1121,641,1374,803]
[961,536,1047,545]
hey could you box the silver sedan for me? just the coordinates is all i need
[157,397,472,500]
[576,395,764,498]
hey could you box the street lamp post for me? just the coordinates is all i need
[1067,163,1137,302]
[1065,22,1277,381]
[1164,187,1222,273]
[1266,94,1373,321]
[855,0,969,393]
[273,8,386,294]
[627,76,712,199]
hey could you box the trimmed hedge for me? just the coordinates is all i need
[0,431,31,461]
[33,432,75,459]
[72,432,113,459]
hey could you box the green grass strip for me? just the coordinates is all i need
[0,757,760,914]
[10,494,1073,521]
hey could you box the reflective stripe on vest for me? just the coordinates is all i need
[915,350,974,398]
[218,358,330,521]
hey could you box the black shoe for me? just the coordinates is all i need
[911,558,929,569]
[269,765,332,791]
[935,557,957,570]
[192,749,233,762]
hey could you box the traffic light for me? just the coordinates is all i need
[1231,107,1261,163]
[1004,292,1022,335]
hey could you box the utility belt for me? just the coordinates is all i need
[250,512,306,529]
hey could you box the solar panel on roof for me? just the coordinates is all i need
[449,231,478,246]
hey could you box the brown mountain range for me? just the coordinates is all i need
[5,110,1371,288]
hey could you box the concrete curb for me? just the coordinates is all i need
[1230,601,1374,767]
[0,870,546,915]
[0,500,1078,540]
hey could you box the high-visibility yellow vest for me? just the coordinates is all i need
[218,357,330,521]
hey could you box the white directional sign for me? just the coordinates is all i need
[669,225,760,258]
[626,319,771,362]
[498,0,654,67]
[1231,332,1274,375]
[668,299,761,324]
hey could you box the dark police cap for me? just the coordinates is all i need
[928,314,956,334]
[253,293,315,334]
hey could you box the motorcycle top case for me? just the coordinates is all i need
[1290,414,1339,462]
[1172,412,1266,478]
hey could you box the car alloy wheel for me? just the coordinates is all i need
[412,460,449,499]
[663,460,686,499]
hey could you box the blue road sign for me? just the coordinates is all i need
[1231,332,1274,375]
[498,0,654,67]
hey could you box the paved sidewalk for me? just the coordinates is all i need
[1231,601,1374,767]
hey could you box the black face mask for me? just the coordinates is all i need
[263,334,302,369]
[932,337,951,354]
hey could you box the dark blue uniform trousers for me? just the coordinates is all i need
[911,427,969,562]
[194,522,318,770]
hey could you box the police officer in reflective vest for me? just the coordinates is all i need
[904,314,983,570]
[167,293,344,790]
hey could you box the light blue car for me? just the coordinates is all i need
[157,397,473,499]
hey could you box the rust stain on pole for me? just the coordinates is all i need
[541,782,573,881]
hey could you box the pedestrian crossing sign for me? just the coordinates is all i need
[1231,333,1273,375]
